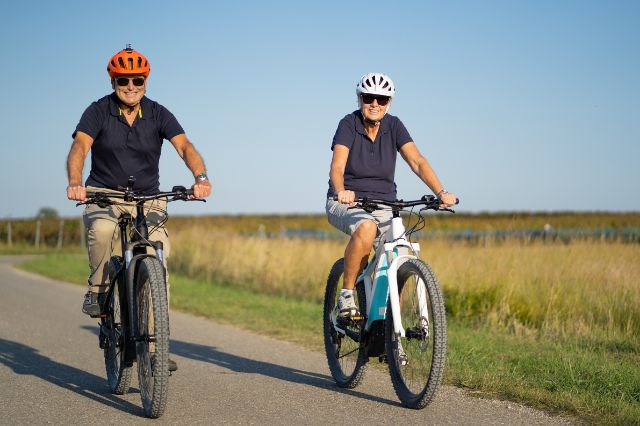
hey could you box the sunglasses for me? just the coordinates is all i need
[115,76,146,87]
[361,94,390,106]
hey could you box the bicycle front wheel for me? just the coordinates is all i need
[385,258,447,409]
[134,257,170,418]
[323,258,368,388]
[102,256,133,394]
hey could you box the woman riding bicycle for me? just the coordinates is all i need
[326,72,457,319]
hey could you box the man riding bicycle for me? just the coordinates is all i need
[326,72,457,319]
[66,45,212,370]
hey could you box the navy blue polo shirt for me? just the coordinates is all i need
[73,93,184,194]
[327,110,412,201]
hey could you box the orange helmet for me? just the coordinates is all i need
[107,44,150,78]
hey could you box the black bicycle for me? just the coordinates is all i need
[78,177,203,418]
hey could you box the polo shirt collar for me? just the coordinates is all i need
[108,93,149,120]
[354,110,390,136]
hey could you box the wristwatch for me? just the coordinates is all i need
[195,173,208,182]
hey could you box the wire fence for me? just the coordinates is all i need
[0,219,85,248]
[248,226,640,244]
[2,217,639,248]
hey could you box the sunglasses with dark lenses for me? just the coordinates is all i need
[115,77,145,87]
[361,94,390,106]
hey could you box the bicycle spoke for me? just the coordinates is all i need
[323,258,368,388]
[386,259,446,409]
[103,256,133,395]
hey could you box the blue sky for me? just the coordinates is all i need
[0,0,638,218]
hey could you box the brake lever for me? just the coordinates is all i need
[349,202,376,213]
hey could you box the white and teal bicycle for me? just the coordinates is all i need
[324,195,455,409]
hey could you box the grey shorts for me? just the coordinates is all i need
[325,198,393,238]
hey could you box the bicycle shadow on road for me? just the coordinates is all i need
[170,339,400,407]
[0,336,143,416]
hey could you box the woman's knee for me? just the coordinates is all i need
[353,220,377,243]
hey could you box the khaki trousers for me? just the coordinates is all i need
[83,186,171,300]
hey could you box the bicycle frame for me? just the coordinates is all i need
[101,207,163,353]
[359,215,422,338]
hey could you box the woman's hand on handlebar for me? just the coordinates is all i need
[336,190,356,205]
[191,179,212,199]
[66,184,87,202]
[438,191,458,208]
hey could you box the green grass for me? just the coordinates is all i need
[447,322,640,425]
[17,253,89,281]
[14,254,640,425]
[0,244,83,256]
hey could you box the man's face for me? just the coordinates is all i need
[112,75,147,106]
[360,94,391,123]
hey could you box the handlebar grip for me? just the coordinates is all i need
[455,198,460,205]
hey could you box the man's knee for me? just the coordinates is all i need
[87,219,117,242]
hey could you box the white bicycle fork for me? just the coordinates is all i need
[370,216,423,338]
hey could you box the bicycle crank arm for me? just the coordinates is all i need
[334,321,361,343]
[405,327,428,340]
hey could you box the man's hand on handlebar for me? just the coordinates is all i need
[191,180,212,199]
[67,184,87,202]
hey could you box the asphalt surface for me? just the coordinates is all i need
[0,256,573,425]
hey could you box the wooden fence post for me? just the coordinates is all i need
[57,220,64,249]
[35,220,41,248]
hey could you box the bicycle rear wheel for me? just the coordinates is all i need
[102,256,133,394]
[385,259,447,409]
[323,258,368,388]
[134,257,170,418]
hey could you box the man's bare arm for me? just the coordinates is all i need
[66,131,93,201]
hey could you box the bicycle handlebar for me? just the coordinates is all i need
[78,185,204,208]
[333,195,459,213]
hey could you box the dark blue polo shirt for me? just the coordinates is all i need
[73,93,184,194]
[327,110,412,201]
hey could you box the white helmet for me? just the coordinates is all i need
[356,73,396,97]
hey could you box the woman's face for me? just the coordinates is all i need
[360,94,391,122]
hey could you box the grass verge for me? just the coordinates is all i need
[15,254,640,425]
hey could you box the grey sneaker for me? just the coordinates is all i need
[168,358,178,372]
[82,291,106,317]
[336,292,359,319]
[151,355,178,372]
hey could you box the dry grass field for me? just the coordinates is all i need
[169,226,639,341]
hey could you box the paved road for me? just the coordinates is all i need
[0,256,572,425]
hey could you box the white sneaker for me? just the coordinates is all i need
[397,341,409,366]
[336,293,359,319]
